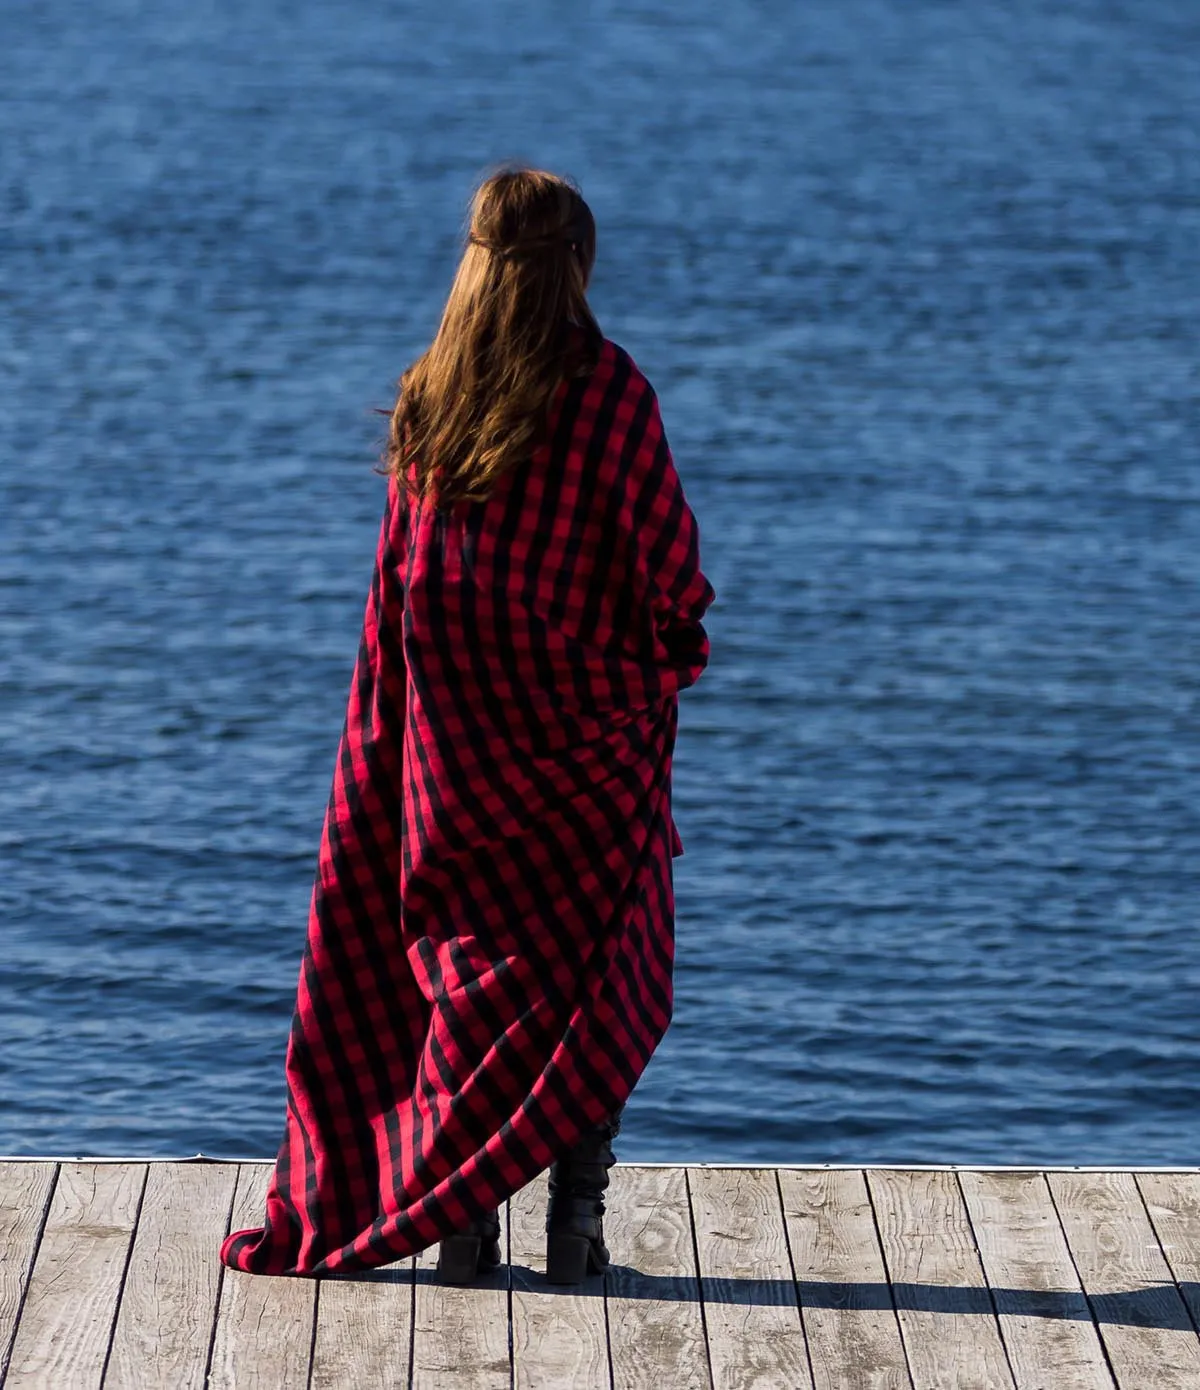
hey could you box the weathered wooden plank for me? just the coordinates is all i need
[605,1164,709,1390]
[867,1168,1014,1390]
[1137,1171,1200,1333]
[411,1205,510,1388]
[0,1162,57,1384]
[688,1167,809,1390]
[510,1169,609,1389]
[958,1171,1111,1390]
[312,1261,415,1389]
[1048,1170,1200,1389]
[104,1161,238,1388]
[208,1164,318,1390]
[3,1162,145,1389]
[779,1168,911,1390]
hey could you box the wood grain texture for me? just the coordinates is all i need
[688,1167,810,1390]
[3,1162,145,1390]
[3,1159,1197,1390]
[1048,1170,1200,1390]
[411,1208,510,1389]
[104,1161,238,1389]
[867,1168,1014,1390]
[208,1164,317,1390]
[779,1168,912,1390]
[312,1262,415,1389]
[958,1171,1111,1390]
[605,1164,710,1390]
[1137,1171,1200,1334]
[509,1170,609,1390]
[0,1162,57,1385]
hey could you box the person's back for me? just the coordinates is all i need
[220,165,715,1286]
[403,329,711,730]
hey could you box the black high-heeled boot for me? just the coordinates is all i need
[436,1206,502,1285]
[544,1105,624,1284]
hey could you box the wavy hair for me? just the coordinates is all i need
[384,166,602,507]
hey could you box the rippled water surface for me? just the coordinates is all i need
[2,0,1198,1163]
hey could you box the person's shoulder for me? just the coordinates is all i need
[597,336,658,398]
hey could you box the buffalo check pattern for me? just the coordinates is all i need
[220,336,715,1275]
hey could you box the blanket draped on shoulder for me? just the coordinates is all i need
[220,337,715,1274]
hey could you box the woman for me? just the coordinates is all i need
[219,165,715,1287]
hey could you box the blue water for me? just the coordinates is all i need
[2,0,1198,1165]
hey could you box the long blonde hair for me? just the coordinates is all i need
[385,165,602,507]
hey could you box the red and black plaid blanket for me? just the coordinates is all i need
[220,336,715,1274]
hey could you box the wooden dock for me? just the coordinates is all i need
[2,1161,1200,1388]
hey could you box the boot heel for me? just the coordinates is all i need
[545,1231,594,1285]
[437,1234,482,1285]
